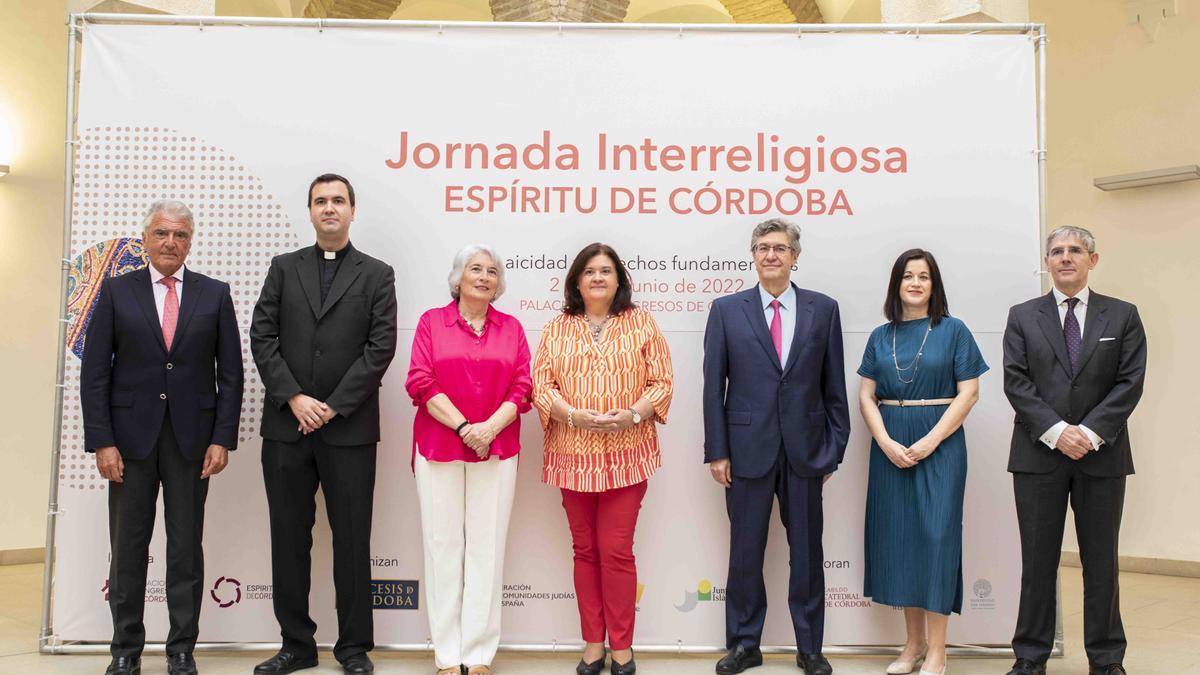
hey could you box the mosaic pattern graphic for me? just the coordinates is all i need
[60,126,300,491]
[65,238,148,359]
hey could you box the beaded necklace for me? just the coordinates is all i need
[891,318,932,384]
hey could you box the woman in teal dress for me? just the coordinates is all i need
[858,249,988,675]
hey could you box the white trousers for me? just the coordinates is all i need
[414,453,518,668]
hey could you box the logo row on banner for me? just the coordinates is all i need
[100,570,997,614]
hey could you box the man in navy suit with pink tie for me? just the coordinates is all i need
[82,200,244,675]
[703,218,850,675]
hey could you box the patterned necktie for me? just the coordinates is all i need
[160,276,179,350]
[769,299,783,362]
[1063,296,1081,372]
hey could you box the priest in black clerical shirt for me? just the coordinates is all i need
[249,173,398,675]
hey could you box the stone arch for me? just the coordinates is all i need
[303,0,404,18]
[717,0,822,23]
[489,0,631,22]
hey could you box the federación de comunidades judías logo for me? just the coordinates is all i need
[675,579,725,612]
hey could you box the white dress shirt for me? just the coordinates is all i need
[759,284,796,367]
[1039,285,1103,451]
[148,264,186,324]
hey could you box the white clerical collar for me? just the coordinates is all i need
[149,264,185,284]
[1052,285,1090,307]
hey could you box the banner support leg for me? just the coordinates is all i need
[40,12,83,654]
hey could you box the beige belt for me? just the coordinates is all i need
[878,398,955,407]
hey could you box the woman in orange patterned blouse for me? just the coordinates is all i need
[532,243,673,675]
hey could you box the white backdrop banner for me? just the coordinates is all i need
[53,22,1040,649]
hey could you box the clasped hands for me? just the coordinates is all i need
[289,393,337,434]
[570,408,636,434]
[459,421,497,459]
[1055,424,1095,460]
[879,436,938,469]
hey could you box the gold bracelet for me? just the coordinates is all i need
[567,407,576,429]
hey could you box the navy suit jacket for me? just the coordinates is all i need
[81,267,244,461]
[702,283,851,479]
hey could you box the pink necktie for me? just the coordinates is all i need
[769,299,783,362]
[160,276,179,350]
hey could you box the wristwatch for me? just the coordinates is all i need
[629,408,642,425]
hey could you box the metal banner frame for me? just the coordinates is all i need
[40,13,1059,659]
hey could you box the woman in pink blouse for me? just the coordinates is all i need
[405,244,532,675]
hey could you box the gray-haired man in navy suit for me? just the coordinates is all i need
[703,218,851,675]
[82,200,244,675]
[1003,226,1147,675]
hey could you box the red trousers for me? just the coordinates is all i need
[560,480,648,650]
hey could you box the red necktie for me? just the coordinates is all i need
[769,299,783,362]
[160,276,179,350]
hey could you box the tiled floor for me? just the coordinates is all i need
[3,563,1198,673]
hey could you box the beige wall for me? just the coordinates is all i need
[1030,0,1200,563]
[1,1,1198,564]
[0,0,67,551]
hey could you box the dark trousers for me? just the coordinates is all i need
[725,451,825,653]
[108,415,208,659]
[1012,461,1127,666]
[262,434,377,663]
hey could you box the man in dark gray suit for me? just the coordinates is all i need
[250,174,397,675]
[1003,226,1147,675]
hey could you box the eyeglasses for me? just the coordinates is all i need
[751,244,794,257]
[1048,246,1089,257]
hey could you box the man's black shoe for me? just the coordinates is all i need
[1006,658,1047,675]
[167,652,198,674]
[253,650,318,674]
[715,645,763,674]
[105,656,141,675]
[1090,665,1127,675]
[797,652,832,675]
[341,653,374,674]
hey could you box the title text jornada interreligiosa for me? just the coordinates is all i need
[384,131,909,215]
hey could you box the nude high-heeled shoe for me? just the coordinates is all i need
[886,645,927,674]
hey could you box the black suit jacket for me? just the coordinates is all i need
[250,244,398,446]
[702,283,851,478]
[1003,290,1147,477]
[81,267,244,461]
